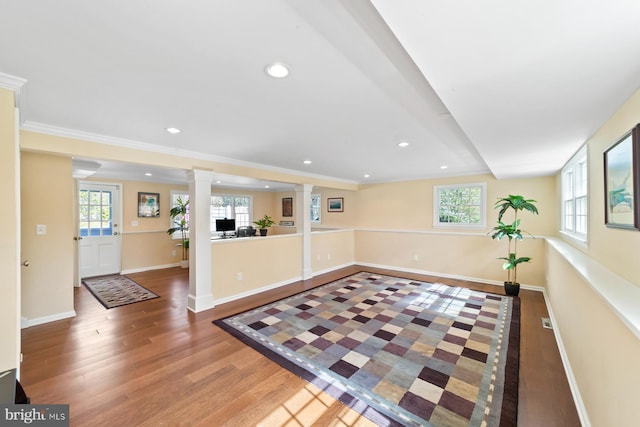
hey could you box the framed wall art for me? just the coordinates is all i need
[138,192,160,218]
[604,124,640,230]
[282,197,293,217]
[327,197,344,212]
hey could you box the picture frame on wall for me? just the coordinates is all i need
[282,197,293,217]
[604,124,640,230]
[327,197,344,212]
[138,192,160,218]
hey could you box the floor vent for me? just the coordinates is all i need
[541,317,553,329]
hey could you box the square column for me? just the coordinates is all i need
[187,169,216,312]
[295,184,313,280]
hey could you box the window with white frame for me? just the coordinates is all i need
[433,183,486,227]
[310,194,321,223]
[210,194,252,232]
[169,191,189,239]
[562,146,588,238]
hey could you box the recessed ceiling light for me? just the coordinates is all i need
[303,160,312,164]
[216,180,222,184]
[265,185,270,189]
[166,127,181,134]
[363,174,370,178]
[398,141,409,148]
[440,165,448,169]
[145,172,152,176]
[265,62,290,78]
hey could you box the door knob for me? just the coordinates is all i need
[22,260,30,267]
[114,232,119,235]
[73,236,83,241]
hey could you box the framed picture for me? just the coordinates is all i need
[138,192,160,218]
[604,124,640,229]
[327,197,344,212]
[282,197,293,217]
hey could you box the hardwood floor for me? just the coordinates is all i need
[20,266,581,426]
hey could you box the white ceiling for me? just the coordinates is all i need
[2,0,640,187]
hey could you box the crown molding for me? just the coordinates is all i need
[21,121,359,186]
[0,72,27,114]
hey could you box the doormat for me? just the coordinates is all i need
[83,275,159,309]
[214,272,519,426]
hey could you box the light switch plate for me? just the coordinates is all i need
[36,224,46,235]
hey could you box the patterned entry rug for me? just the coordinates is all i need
[214,272,519,427]
[83,275,159,309]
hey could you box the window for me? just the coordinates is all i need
[79,187,113,236]
[562,146,588,238]
[310,194,321,223]
[434,183,486,227]
[210,194,252,232]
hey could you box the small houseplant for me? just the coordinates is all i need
[490,194,538,296]
[253,214,275,236]
[167,196,189,268]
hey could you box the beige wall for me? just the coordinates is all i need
[21,152,75,322]
[311,230,356,272]
[570,89,640,286]
[353,174,556,287]
[84,178,190,270]
[270,188,358,232]
[356,173,556,234]
[356,230,546,286]
[546,244,639,426]
[546,87,640,426]
[211,235,302,300]
[0,88,19,372]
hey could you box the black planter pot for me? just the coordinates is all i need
[504,282,520,296]
[259,228,268,236]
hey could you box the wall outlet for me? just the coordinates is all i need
[327,253,331,260]
[412,254,419,261]
[131,220,138,227]
[237,272,243,281]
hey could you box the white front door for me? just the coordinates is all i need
[78,183,121,278]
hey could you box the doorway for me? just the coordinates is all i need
[77,182,122,278]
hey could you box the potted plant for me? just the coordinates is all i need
[167,196,190,268]
[490,195,539,296]
[253,214,275,236]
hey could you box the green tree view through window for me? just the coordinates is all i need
[434,183,486,227]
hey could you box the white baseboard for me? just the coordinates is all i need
[312,262,356,277]
[541,289,591,427]
[121,262,180,275]
[357,262,500,288]
[356,262,548,294]
[212,275,304,307]
[187,293,216,313]
[21,310,76,329]
[211,263,363,307]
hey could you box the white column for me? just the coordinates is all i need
[295,184,313,280]
[187,169,215,312]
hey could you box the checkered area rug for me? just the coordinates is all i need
[83,275,159,309]
[214,272,519,426]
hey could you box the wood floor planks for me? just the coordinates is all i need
[20,266,581,426]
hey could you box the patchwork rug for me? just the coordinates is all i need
[214,272,519,427]
[83,275,159,309]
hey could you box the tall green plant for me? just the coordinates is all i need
[167,196,189,261]
[490,195,538,284]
